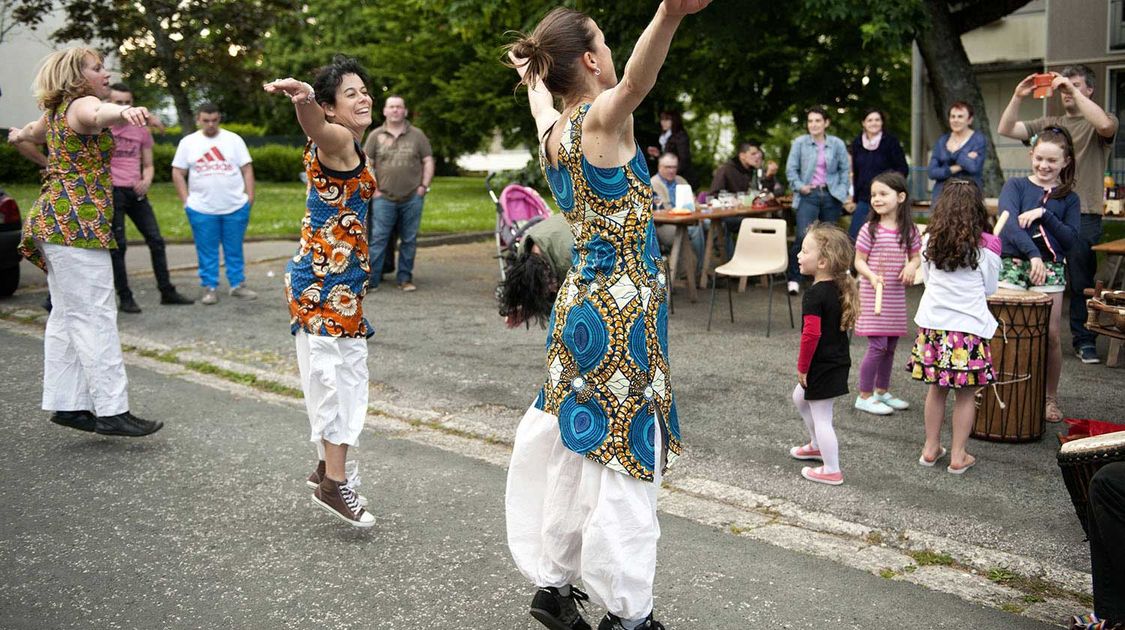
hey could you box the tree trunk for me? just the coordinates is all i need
[915,0,1005,197]
[141,8,194,131]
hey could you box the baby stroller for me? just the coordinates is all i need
[489,171,552,283]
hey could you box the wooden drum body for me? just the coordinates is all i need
[1057,431,1125,535]
[973,289,1052,442]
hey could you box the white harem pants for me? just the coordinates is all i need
[506,404,663,621]
[39,243,129,416]
[295,330,369,456]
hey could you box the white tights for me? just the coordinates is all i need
[792,385,840,473]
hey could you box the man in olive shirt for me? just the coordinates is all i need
[364,95,435,292]
[998,64,1118,364]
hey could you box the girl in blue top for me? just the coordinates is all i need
[928,101,987,200]
[997,126,1080,423]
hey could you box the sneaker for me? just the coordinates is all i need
[597,612,664,630]
[201,287,219,305]
[789,443,822,460]
[94,412,163,437]
[229,285,258,300]
[306,460,368,508]
[530,586,591,630]
[160,289,195,305]
[49,410,96,432]
[119,295,142,313]
[398,281,417,292]
[876,391,910,410]
[1045,396,1063,423]
[313,476,375,528]
[801,466,843,486]
[1075,346,1100,364]
[787,280,799,295]
[854,395,894,415]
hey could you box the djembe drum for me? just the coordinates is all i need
[973,288,1052,442]
[1057,431,1125,535]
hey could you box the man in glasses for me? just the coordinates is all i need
[998,65,1119,365]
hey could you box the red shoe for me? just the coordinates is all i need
[789,444,822,460]
[801,466,843,486]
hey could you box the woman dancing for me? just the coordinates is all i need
[264,56,377,528]
[504,3,709,629]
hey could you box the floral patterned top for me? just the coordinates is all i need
[535,103,682,482]
[284,141,376,338]
[19,101,116,270]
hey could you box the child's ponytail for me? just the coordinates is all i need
[806,223,858,331]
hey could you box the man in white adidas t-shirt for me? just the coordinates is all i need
[172,102,257,305]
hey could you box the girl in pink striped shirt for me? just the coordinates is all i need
[853,172,921,415]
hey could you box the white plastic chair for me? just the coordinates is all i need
[707,218,793,336]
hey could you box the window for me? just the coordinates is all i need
[1108,67,1125,175]
[1113,0,1125,51]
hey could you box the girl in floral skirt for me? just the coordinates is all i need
[907,180,1001,474]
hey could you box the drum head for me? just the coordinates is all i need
[1059,430,1125,455]
[989,288,1053,305]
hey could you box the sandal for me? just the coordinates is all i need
[1045,396,1063,423]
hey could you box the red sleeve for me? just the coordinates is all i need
[797,314,822,373]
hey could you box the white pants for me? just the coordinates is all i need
[295,331,369,450]
[40,243,129,416]
[506,405,662,621]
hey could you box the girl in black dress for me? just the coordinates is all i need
[789,223,857,485]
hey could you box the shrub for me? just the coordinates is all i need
[0,143,44,184]
[152,143,178,182]
[249,144,305,182]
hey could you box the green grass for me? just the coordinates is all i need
[3,175,496,241]
[908,550,955,566]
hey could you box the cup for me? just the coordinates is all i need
[1032,73,1054,99]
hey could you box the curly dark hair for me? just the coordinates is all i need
[924,179,990,272]
[311,55,370,108]
[497,250,559,329]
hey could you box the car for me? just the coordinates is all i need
[0,188,23,296]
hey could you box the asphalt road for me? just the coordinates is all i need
[0,328,1061,630]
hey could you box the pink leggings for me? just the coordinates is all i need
[858,335,900,393]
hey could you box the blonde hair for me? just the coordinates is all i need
[34,47,101,112]
[806,222,858,331]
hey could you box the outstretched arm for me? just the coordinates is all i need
[997,75,1035,141]
[69,95,149,133]
[263,78,352,157]
[509,50,560,141]
[8,115,48,145]
[1054,75,1118,139]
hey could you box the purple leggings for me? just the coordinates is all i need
[858,335,900,393]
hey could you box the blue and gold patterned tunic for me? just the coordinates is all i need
[535,103,682,482]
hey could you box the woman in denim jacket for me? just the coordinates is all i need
[785,106,850,292]
[928,100,987,200]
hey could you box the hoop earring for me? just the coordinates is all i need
[594,68,601,76]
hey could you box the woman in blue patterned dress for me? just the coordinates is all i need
[264,56,377,529]
[504,4,709,630]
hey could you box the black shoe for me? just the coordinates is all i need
[49,410,97,432]
[42,295,52,312]
[94,412,163,437]
[119,296,142,313]
[598,613,664,630]
[530,586,591,630]
[160,289,195,305]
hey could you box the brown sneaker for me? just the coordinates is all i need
[306,460,368,507]
[1045,396,1063,423]
[313,476,374,528]
[397,281,416,292]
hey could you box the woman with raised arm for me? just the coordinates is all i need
[8,47,162,438]
[504,3,709,629]
[263,56,377,529]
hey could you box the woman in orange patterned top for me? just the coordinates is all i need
[264,56,377,528]
[7,47,162,437]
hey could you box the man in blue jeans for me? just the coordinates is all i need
[363,96,434,292]
[171,103,257,305]
[785,106,851,294]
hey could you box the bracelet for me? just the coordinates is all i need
[301,82,315,105]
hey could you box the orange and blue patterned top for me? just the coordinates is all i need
[535,103,682,482]
[285,141,376,338]
[19,100,116,270]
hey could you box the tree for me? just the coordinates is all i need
[11,0,297,129]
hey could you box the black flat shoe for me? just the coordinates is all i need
[50,410,96,432]
[530,586,591,630]
[598,613,664,630]
[160,289,195,305]
[119,296,142,313]
[94,412,163,437]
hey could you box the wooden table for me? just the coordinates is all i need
[652,210,701,304]
[1093,238,1125,290]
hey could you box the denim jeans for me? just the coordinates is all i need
[788,188,843,282]
[368,193,424,288]
[1067,214,1103,350]
[847,200,871,242]
[111,187,174,299]
[185,203,251,289]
